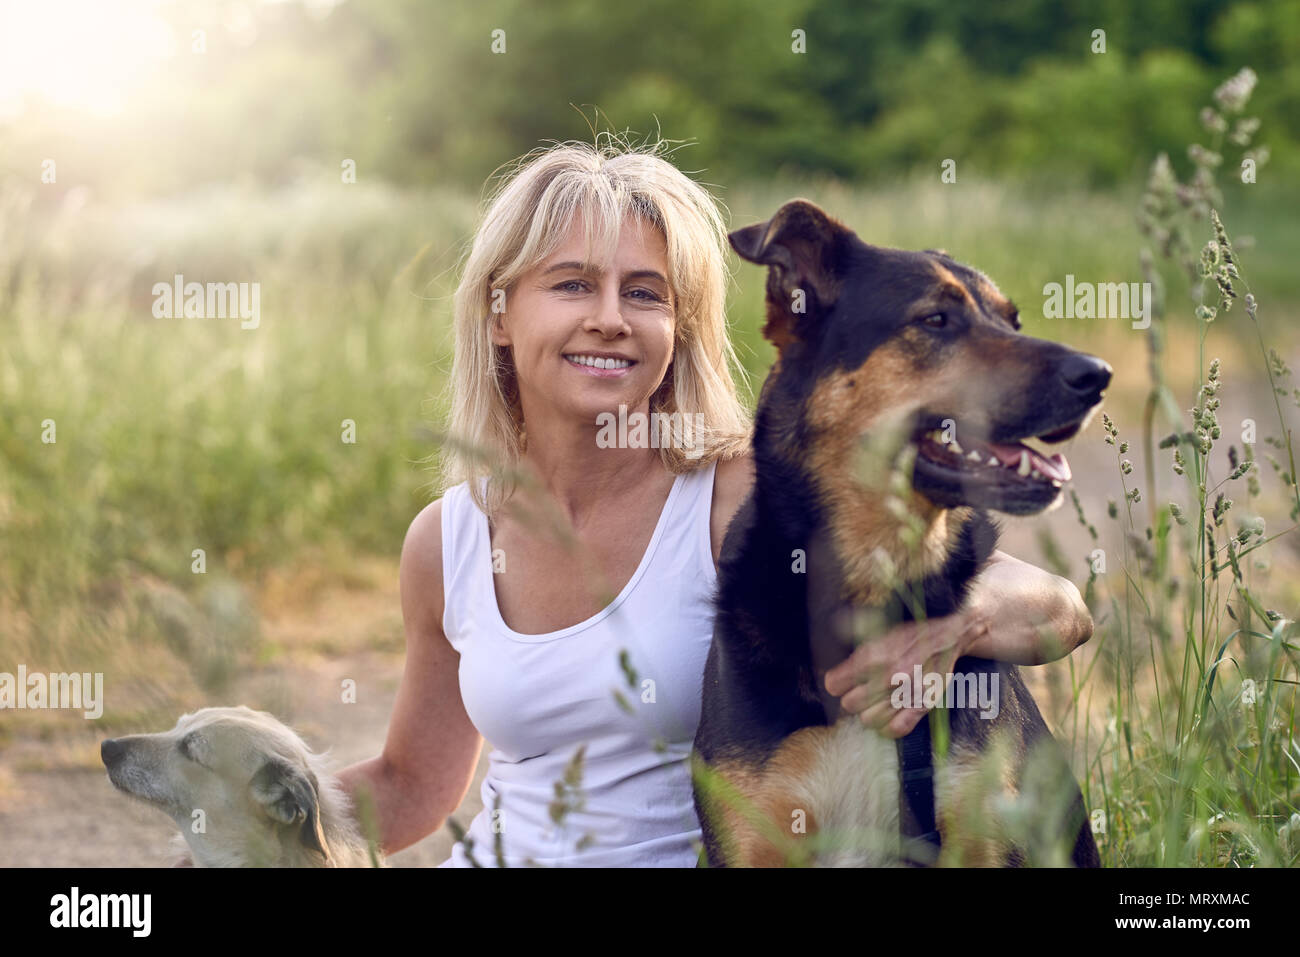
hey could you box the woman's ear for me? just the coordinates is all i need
[489,311,512,347]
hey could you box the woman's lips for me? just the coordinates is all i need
[563,354,636,378]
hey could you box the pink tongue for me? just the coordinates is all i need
[987,442,1072,482]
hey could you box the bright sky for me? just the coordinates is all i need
[0,0,180,119]
[0,0,344,120]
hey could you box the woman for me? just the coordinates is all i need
[336,137,1093,867]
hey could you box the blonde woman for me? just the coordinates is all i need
[336,137,1094,867]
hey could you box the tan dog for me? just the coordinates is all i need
[102,706,380,867]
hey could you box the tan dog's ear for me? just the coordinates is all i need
[251,757,332,864]
[729,198,847,353]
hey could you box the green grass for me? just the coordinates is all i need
[2,146,1299,864]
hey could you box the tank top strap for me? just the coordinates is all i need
[440,479,492,651]
[440,460,719,649]
[652,458,719,591]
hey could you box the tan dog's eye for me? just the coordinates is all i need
[920,313,947,329]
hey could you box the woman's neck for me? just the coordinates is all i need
[514,442,660,527]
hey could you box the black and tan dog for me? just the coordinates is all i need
[692,199,1107,867]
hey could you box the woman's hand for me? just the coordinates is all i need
[823,550,1093,738]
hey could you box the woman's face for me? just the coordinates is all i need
[492,212,676,434]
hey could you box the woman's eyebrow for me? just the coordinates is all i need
[541,261,668,284]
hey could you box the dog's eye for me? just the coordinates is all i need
[179,734,201,762]
[920,312,947,329]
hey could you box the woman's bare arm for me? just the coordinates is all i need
[709,452,1094,737]
[825,549,1094,737]
[335,499,484,856]
[962,549,1093,663]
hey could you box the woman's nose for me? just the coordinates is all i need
[585,289,630,336]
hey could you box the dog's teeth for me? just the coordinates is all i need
[1017,451,1031,477]
[1050,479,1062,488]
[987,456,999,467]
[1031,468,1042,479]
[950,439,962,453]
[968,450,982,462]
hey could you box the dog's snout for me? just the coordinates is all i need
[1060,354,1112,398]
[101,738,125,767]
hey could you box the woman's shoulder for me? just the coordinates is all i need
[399,496,447,640]
[712,450,754,495]
[709,451,755,565]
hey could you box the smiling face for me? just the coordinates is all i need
[492,211,677,435]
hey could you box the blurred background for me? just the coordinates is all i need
[1,0,1298,866]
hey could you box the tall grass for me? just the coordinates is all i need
[1063,69,1300,866]
[1,111,1298,862]
[0,183,477,710]
[690,71,1300,867]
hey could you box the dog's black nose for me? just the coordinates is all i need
[1060,354,1112,397]
[101,738,124,766]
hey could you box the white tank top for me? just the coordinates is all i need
[436,460,719,867]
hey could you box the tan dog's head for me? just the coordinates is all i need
[102,706,336,867]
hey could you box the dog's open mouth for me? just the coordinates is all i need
[910,417,1085,515]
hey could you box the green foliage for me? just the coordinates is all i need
[4,0,1300,200]
[1065,70,1300,867]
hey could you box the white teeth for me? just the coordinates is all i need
[1031,468,1042,479]
[1050,479,1062,488]
[987,456,999,467]
[567,354,630,369]
[950,439,962,453]
[1017,451,1031,477]
[968,450,982,462]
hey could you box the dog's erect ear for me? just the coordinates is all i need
[251,757,333,863]
[729,198,846,352]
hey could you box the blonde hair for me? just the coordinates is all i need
[442,134,752,515]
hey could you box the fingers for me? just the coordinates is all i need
[825,627,954,701]
[824,613,971,741]
[836,672,896,715]
[824,621,924,696]
[854,701,926,738]
[853,697,898,732]
[885,708,926,738]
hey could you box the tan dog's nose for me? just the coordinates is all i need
[101,738,125,767]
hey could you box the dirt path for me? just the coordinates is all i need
[0,561,489,868]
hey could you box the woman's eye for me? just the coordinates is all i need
[555,281,662,302]
[920,312,947,329]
